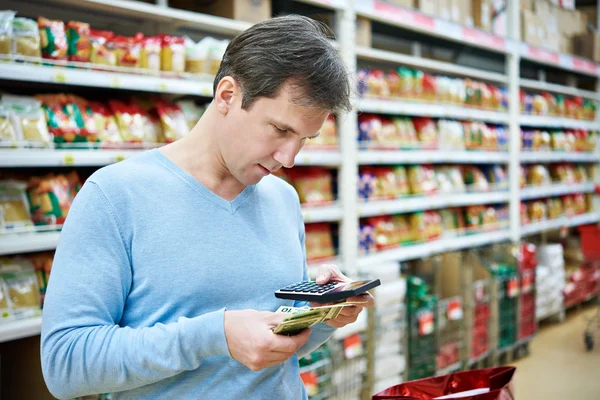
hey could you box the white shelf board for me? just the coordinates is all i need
[294,0,347,10]
[355,1,509,54]
[301,204,343,223]
[520,152,599,163]
[0,231,61,256]
[519,42,600,77]
[0,62,214,96]
[0,317,43,343]
[520,115,599,130]
[359,99,509,124]
[356,47,507,84]
[521,213,599,237]
[357,230,511,268]
[51,0,250,36]
[519,79,599,101]
[358,192,509,217]
[521,183,596,200]
[358,150,509,164]
[294,151,342,166]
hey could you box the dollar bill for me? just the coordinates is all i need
[272,303,355,335]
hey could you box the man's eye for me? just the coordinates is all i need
[273,125,288,133]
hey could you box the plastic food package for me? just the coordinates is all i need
[358,114,382,145]
[134,101,162,144]
[574,164,589,182]
[480,124,497,150]
[572,193,587,214]
[562,195,575,216]
[424,211,443,240]
[66,21,90,62]
[12,17,41,58]
[463,167,489,192]
[435,168,455,194]
[0,106,18,142]
[184,36,209,74]
[37,93,80,142]
[359,223,375,255]
[1,95,51,145]
[438,120,465,150]
[140,36,161,71]
[546,198,563,219]
[361,69,389,98]
[551,130,566,151]
[176,100,205,131]
[38,17,67,60]
[207,39,228,76]
[528,201,547,222]
[393,118,418,148]
[27,172,80,226]
[109,100,146,143]
[412,117,438,149]
[466,206,484,229]
[369,216,399,250]
[305,223,335,262]
[155,100,188,143]
[89,29,116,66]
[160,34,185,73]
[0,11,15,55]
[464,121,482,150]
[286,167,334,205]
[111,34,142,68]
[88,101,122,144]
[69,95,100,142]
[527,165,551,186]
[0,181,32,231]
[410,212,427,242]
[0,260,41,320]
[408,165,438,195]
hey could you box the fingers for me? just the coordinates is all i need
[270,328,311,353]
[316,264,347,284]
[346,293,375,308]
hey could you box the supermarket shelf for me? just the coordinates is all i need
[468,351,491,366]
[359,99,509,124]
[0,317,43,343]
[358,192,509,217]
[301,204,343,223]
[0,62,214,96]
[358,150,509,165]
[355,1,509,54]
[356,47,507,84]
[50,0,250,36]
[520,152,599,163]
[0,231,61,256]
[0,149,340,167]
[520,43,600,77]
[519,79,599,101]
[521,183,596,200]
[294,151,342,166]
[357,230,511,267]
[521,212,600,237]
[520,115,599,130]
[294,0,347,10]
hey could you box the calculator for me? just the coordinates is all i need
[274,279,380,303]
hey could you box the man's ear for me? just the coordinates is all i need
[214,76,238,115]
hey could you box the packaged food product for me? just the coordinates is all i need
[412,117,437,149]
[87,101,122,144]
[393,214,412,244]
[27,172,81,226]
[435,168,454,194]
[564,130,576,151]
[527,165,551,186]
[358,114,382,146]
[386,69,402,98]
[463,166,489,192]
[519,166,526,188]
[397,68,414,98]
[520,202,529,225]
[0,180,32,232]
[562,195,575,216]
[137,105,162,144]
[176,100,206,131]
[482,207,498,228]
[546,198,563,219]
[68,95,100,143]
[528,201,547,222]
[413,70,424,99]
[359,223,375,255]
[574,164,589,182]
[367,167,401,200]
[305,223,335,262]
[424,211,442,240]
[483,165,508,189]
[393,118,418,149]
[155,100,188,143]
[440,208,465,236]
[207,39,228,76]
[184,36,208,74]
[438,120,465,151]
[369,216,398,250]
[286,167,334,205]
[37,93,80,142]
[161,34,185,73]
[12,17,41,58]
[140,35,161,71]
[111,34,142,68]
[360,70,389,98]
[0,260,41,319]
[66,21,90,62]
[38,17,67,60]
[0,11,15,55]
[465,205,484,230]
[89,29,116,66]
[109,100,146,143]
[410,212,427,242]
[421,73,436,101]
[408,165,438,195]
[2,95,51,145]
[573,193,587,214]
[464,121,482,150]
[0,106,18,142]
[480,124,497,150]
[445,166,466,193]
[532,94,548,115]
[551,130,566,151]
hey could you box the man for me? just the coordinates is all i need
[41,15,373,399]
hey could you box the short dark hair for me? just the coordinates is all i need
[214,15,352,113]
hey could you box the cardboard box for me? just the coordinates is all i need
[438,0,453,21]
[546,31,561,52]
[573,32,600,62]
[491,0,507,37]
[472,0,492,32]
[171,0,271,24]
[356,17,372,47]
[580,6,598,29]
[415,0,437,16]
[560,34,573,53]
[522,10,540,45]
[460,0,474,27]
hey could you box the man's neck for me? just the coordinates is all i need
[159,107,246,201]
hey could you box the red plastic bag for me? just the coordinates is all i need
[372,366,515,400]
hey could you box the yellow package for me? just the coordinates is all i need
[527,165,551,186]
[1,95,51,145]
[410,212,427,242]
[185,36,211,74]
[0,107,18,142]
[141,36,161,71]
[13,17,41,58]
[0,11,15,55]
[0,181,32,231]
[90,30,116,66]
[161,34,185,73]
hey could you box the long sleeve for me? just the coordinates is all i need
[293,208,336,359]
[40,181,230,399]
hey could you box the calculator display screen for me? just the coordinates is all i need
[329,280,372,293]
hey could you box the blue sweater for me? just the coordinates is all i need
[41,149,335,399]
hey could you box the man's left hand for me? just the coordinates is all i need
[311,264,375,329]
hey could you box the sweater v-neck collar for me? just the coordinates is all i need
[151,149,255,214]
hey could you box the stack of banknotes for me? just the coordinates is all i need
[272,303,357,335]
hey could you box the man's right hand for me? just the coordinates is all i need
[223,310,311,372]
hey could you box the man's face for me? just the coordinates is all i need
[220,83,329,186]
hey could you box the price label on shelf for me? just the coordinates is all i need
[462,28,505,52]
[303,212,312,222]
[62,154,75,165]
[526,46,560,65]
[507,277,519,298]
[572,57,598,75]
[158,82,169,92]
[110,77,121,88]
[447,299,463,321]
[418,310,434,336]
[53,71,67,83]
[300,371,318,397]
[200,86,212,97]
[114,153,126,163]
